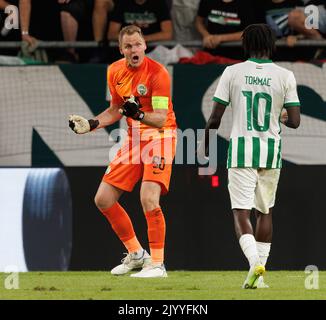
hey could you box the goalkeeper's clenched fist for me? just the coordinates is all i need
[119,95,144,121]
[69,115,99,134]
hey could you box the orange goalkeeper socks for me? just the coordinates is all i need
[145,207,166,264]
[100,203,142,253]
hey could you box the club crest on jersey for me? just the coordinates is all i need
[137,84,147,96]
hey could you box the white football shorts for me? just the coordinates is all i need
[228,168,281,214]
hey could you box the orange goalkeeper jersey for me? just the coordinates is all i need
[107,56,177,140]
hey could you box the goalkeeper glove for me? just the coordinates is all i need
[69,115,99,134]
[119,95,144,121]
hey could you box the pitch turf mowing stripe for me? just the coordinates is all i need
[1,271,326,300]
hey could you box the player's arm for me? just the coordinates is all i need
[280,106,300,129]
[118,95,168,128]
[93,104,122,128]
[282,72,301,129]
[140,108,167,128]
[204,102,226,156]
[69,65,123,134]
[69,104,122,134]
[203,66,230,155]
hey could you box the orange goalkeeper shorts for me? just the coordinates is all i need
[102,137,176,195]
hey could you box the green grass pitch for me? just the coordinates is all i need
[0,271,325,300]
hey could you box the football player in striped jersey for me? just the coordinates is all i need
[205,24,300,288]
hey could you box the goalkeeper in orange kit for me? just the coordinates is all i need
[69,25,177,278]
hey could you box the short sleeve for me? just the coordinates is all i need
[284,72,300,108]
[151,67,171,109]
[213,67,231,106]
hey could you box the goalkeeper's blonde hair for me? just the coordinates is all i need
[119,25,145,46]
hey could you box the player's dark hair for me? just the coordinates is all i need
[242,24,276,59]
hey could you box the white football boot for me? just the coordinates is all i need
[256,276,269,288]
[130,263,168,278]
[111,250,151,275]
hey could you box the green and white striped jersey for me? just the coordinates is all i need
[213,58,300,169]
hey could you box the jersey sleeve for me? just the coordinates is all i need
[213,67,231,106]
[107,65,124,106]
[150,67,171,110]
[284,71,300,108]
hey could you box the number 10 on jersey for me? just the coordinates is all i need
[242,91,272,132]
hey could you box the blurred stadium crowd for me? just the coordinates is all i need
[0,0,325,63]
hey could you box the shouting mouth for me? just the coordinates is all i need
[131,55,139,64]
